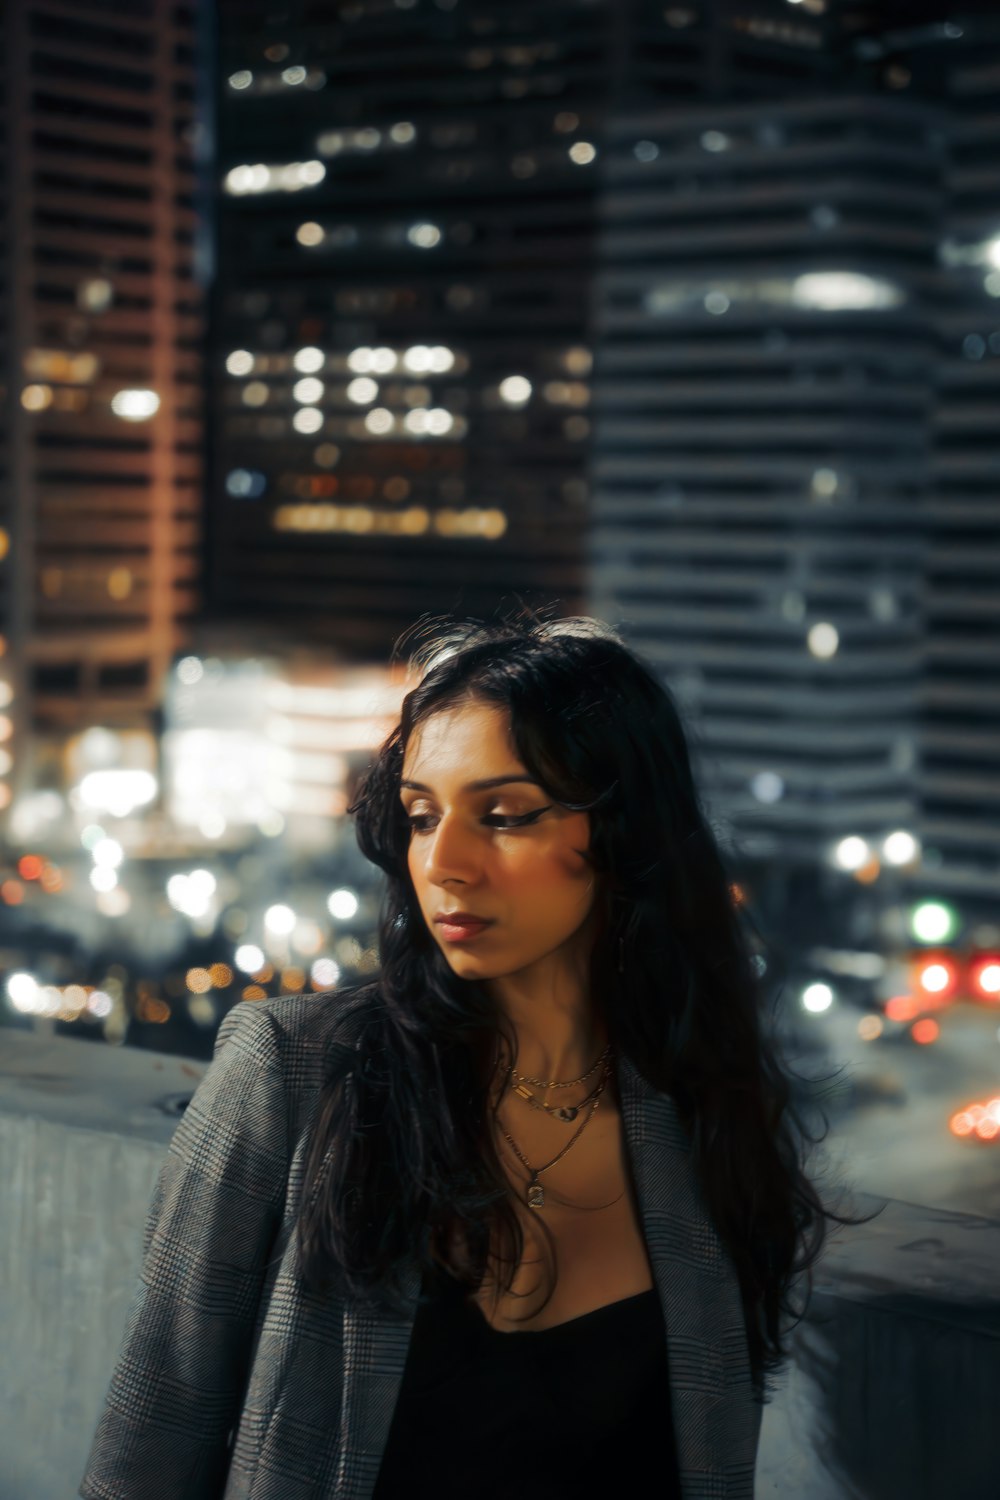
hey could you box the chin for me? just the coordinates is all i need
[442,950,495,975]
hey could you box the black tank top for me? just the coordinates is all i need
[372,1266,681,1499]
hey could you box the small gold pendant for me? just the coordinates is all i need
[527,1180,544,1208]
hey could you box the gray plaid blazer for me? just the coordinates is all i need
[79,990,761,1500]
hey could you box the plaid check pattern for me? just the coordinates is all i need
[79,990,761,1498]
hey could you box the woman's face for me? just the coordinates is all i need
[400,699,598,985]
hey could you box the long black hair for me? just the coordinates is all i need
[297,609,864,1399]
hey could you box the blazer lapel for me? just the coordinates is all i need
[617,1049,758,1499]
[335,1262,421,1499]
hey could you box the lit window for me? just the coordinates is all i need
[21,385,53,411]
[78,278,114,312]
[293,347,325,373]
[292,407,324,434]
[293,377,325,405]
[297,222,325,247]
[226,469,267,499]
[111,389,160,421]
[499,375,532,405]
[407,224,442,249]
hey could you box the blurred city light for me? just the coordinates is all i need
[910,901,958,944]
[950,1097,1000,1142]
[264,904,296,936]
[499,375,532,405]
[802,982,834,1014]
[791,271,904,311]
[110,389,161,421]
[833,836,870,872]
[235,944,266,974]
[916,959,955,996]
[92,838,124,869]
[293,377,325,404]
[293,346,325,372]
[77,770,157,817]
[226,349,254,375]
[166,868,217,919]
[971,958,1000,1000]
[327,888,359,920]
[6,973,39,1012]
[311,957,341,988]
[883,830,920,866]
[807,622,839,659]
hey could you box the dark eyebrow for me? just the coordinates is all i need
[400,775,541,793]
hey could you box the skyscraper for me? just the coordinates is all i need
[589,90,939,867]
[589,3,1000,904]
[921,15,1000,901]
[209,0,611,657]
[0,0,204,829]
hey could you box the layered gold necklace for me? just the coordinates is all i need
[494,1042,614,1209]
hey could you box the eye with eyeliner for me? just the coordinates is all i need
[404,805,552,833]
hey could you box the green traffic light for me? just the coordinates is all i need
[909,901,957,944]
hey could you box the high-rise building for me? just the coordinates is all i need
[920,16,1000,901]
[0,0,204,829]
[589,3,1000,905]
[589,90,940,869]
[209,0,613,657]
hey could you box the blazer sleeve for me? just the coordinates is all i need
[78,1001,290,1500]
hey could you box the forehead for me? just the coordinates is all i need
[402,700,520,779]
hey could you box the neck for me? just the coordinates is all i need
[486,959,609,1085]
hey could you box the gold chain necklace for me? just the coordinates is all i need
[509,1070,606,1123]
[495,1053,614,1208]
[505,1041,612,1090]
[501,1040,612,1121]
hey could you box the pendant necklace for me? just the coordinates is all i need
[496,1052,614,1208]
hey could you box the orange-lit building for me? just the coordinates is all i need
[0,1,205,831]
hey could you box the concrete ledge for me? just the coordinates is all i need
[1,1029,210,1500]
[0,1025,208,1146]
[756,1195,1000,1500]
[1,1028,998,1499]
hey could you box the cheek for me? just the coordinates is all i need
[519,827,592,894]
[556,816,592,878]
[406,843,425,894]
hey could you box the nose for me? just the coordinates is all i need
[423,812,480,887]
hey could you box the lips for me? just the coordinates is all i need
[434,911,495,942]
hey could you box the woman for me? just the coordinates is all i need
[80,611,847,1500]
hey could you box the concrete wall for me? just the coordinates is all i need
[1,1026,998,1499]
[0,1029,200,1500]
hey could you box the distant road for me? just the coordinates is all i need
[808,1001,1000,1222]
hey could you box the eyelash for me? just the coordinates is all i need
[405,807,551,834]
